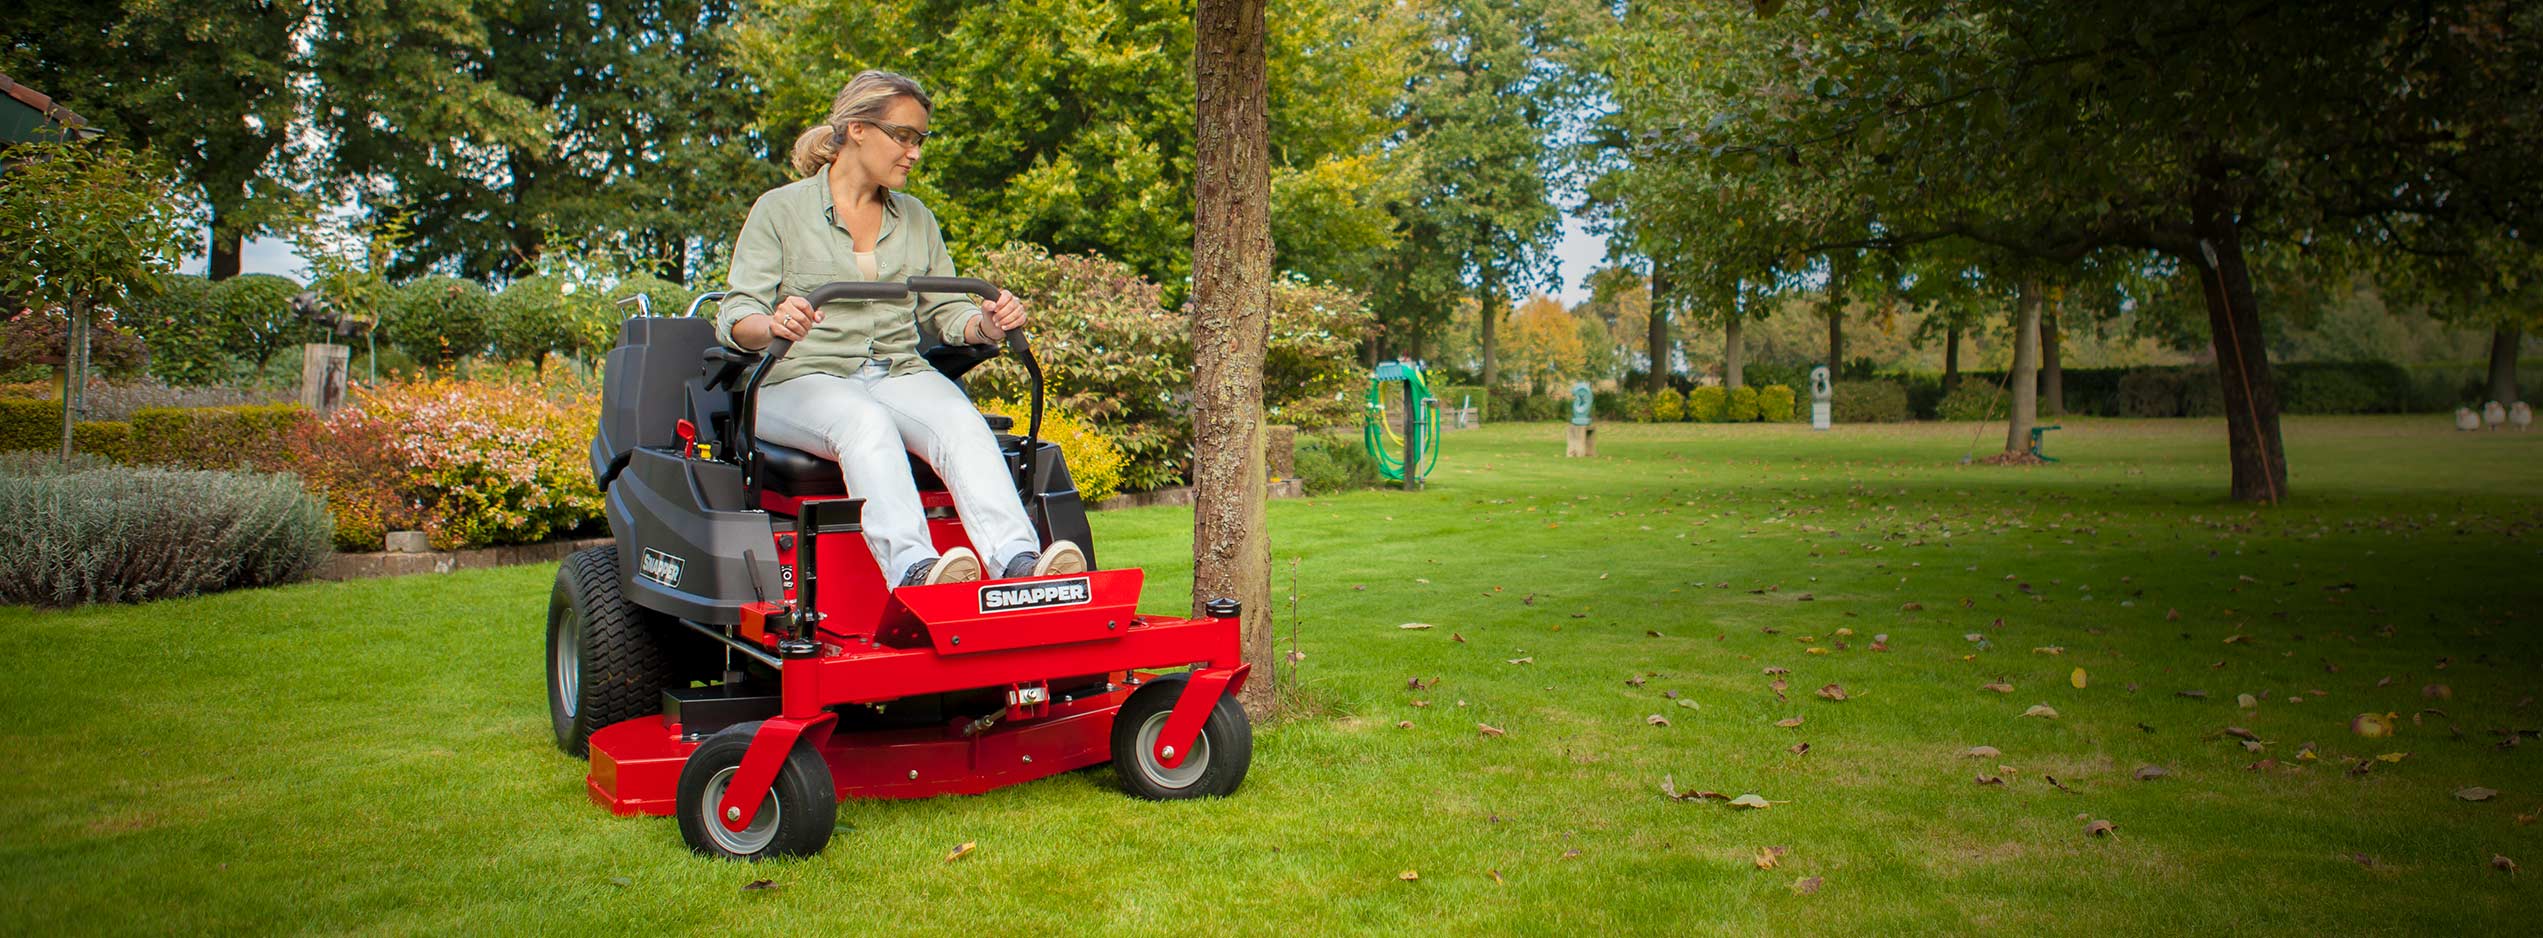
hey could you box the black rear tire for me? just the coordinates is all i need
[675,721,837,860]
[1110,675,1251,800]
[548,545,675,756]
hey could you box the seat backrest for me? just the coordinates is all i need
[593,316,719,478]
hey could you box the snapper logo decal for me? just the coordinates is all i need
[639,548,685,588]
[978,576,1093,614]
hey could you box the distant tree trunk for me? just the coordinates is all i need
[1191,0,1276,718]
[2005,279,2040,455]
[1826,300,1844,375]
[58,297,89,460]
[1479,271,1504,391]
[2040,300,2064,415]
[2488,323,2523,407]
[1942,322,1962,392]
[2190,182,2287,504]
[1723,313,1745,389]
[1645,267,1671,392]
[208,216,242,281]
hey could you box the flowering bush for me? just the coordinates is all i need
[311,377,601,550]
[976,399,1127,504]
[2,306,150,381]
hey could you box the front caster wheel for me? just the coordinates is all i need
[674,722,837,860]
[1110,675,1251,800]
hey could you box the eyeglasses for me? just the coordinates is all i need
[854,119,932,150]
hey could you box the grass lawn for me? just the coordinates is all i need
[4,415,2539,935]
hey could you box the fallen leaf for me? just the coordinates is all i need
[1965,745,2002,758]
[1399,623,1434,630]
[1452,633,1466,643]
[608,876,631,888]
[2033,646,2065,656]
[2023,704,2059,719]
[2045,775,2074,793]
[1788,742,1810,755]
[1775,716,1805,728]
[1477,723,1506,737]
[2134,765,2169,781]
[1677,698,1700,710]
[2457,787,2499,802]
[2071,668,2089,689]
[743,879,781,891]
[2351,853,2382,870]
[1763,666,1791,676]
[1396,720,1414,729]
[1398,870,1419,881]
[1625,675,1647,687]
[1488,869,1504,884]
[1646,714,1671,727]
[1506,656,1533,665]
[1816,683,1849,701]
[1560,848,1582,861]
[1792,876,1823,895]
[2167,608,2181,621]
[1975,774,2006,785]
[2352,712,2396,738]
[1754,846,1786,869]
[1902,602,1925,612]
[1646,630,1663,638]
[2494,855,2519,874]
[2376,751,2410,764]
[1981,682,2015,694]
[944,842,976,862]
[2424,684,2453,700]
[2084,819,2117,838]
[2223,726,2262,742]
[1727,794,1783,809]
[2177,690,2209,700]
[2237,693,2258,709]
[2224,634,2250,645]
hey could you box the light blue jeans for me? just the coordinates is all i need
[755,362,1038,579]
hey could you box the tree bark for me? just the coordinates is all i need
[1942,322,1962,392]
[2040,300,2064,416]
[2189,188,2288,504]
[1826,299,1844,375]
[2488,323,2523,407]
[1191,0,1276,718]
[1478,270,1504,392]
[2004,278,2040,455]
[1723,312,1745,389]
[208,216,242,282]
[1645,267,1671,392]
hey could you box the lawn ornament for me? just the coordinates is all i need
[1809,365,1833,431]
[552,280,1252,860]
[1566,380,1596,458]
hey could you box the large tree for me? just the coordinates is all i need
[1190,0,1276,716]
[313,0,775,281]
[1603,0,2543,502]
[3,1,308,280]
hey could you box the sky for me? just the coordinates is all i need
[192,213,1616,304]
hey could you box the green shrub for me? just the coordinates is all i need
[1936,384,2010,421]
[1832,380,1910,423]
[1756,384,1797,422]
[1686,386,1727,422]
[388,276,497,367]
[2180,370,2226,417]
[1292,430,1382,494]
[1621,391,1654,422]
[1263,278,1378,430]
[123,404,311,469]
[1726,386,1761,422]
[492,274,605,366]
[206,273,306,369]
[2116,370,2186,417]
[130,273,239,385]
[0,454,331,606]
[1651,388,1684,422]
[606,273,698,322]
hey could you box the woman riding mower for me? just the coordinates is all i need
[718,70,1082,587]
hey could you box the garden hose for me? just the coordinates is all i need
[1364,361,1442,483]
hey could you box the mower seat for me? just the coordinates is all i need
[752,412,1014,500]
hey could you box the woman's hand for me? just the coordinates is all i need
[968,290,1027,343]
[769,296,822,341]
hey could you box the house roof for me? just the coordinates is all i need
[0,72,96,143]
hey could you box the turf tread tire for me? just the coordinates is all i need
[549,545,674,756]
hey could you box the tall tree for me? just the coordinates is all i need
[315,1,775,280]
[1191,0,1276,716]
[3,1,309,280]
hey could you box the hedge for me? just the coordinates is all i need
[1832,380,1911,423]
[0,399,312,469]
[0,453,331,606]
[1756,384,1797,422]
[1687,386,1727,422]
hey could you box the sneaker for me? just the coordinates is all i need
[901,547,982,587]
[1033,540,1088,577]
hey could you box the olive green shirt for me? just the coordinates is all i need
[716,167,985,386]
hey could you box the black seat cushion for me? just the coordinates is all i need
[753,441,965,497]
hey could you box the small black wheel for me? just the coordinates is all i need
[1110,675,1252,800]
[675,722,837,860]
[548,545,674,756]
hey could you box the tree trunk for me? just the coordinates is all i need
[2040,300,2064,416]
[1942,322,1962,392]
[58,297,90,460]
[2488,323,2523,407]
[1191,0,1276,718]
[2190,189,2288,504]
[208,216,242,282]
[2004,279,2040,455]
[1826,300,1844,375]
[1646,267,1671,392]
[1479,271,1504,392]
[1723,312,1745,389]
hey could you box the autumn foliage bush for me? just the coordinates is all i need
[299,377,602,551]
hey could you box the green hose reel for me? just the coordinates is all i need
[1365,360,1442,486]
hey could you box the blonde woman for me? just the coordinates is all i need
[719,70,1084,587]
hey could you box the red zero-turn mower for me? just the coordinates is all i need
[551,278,1251,859]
